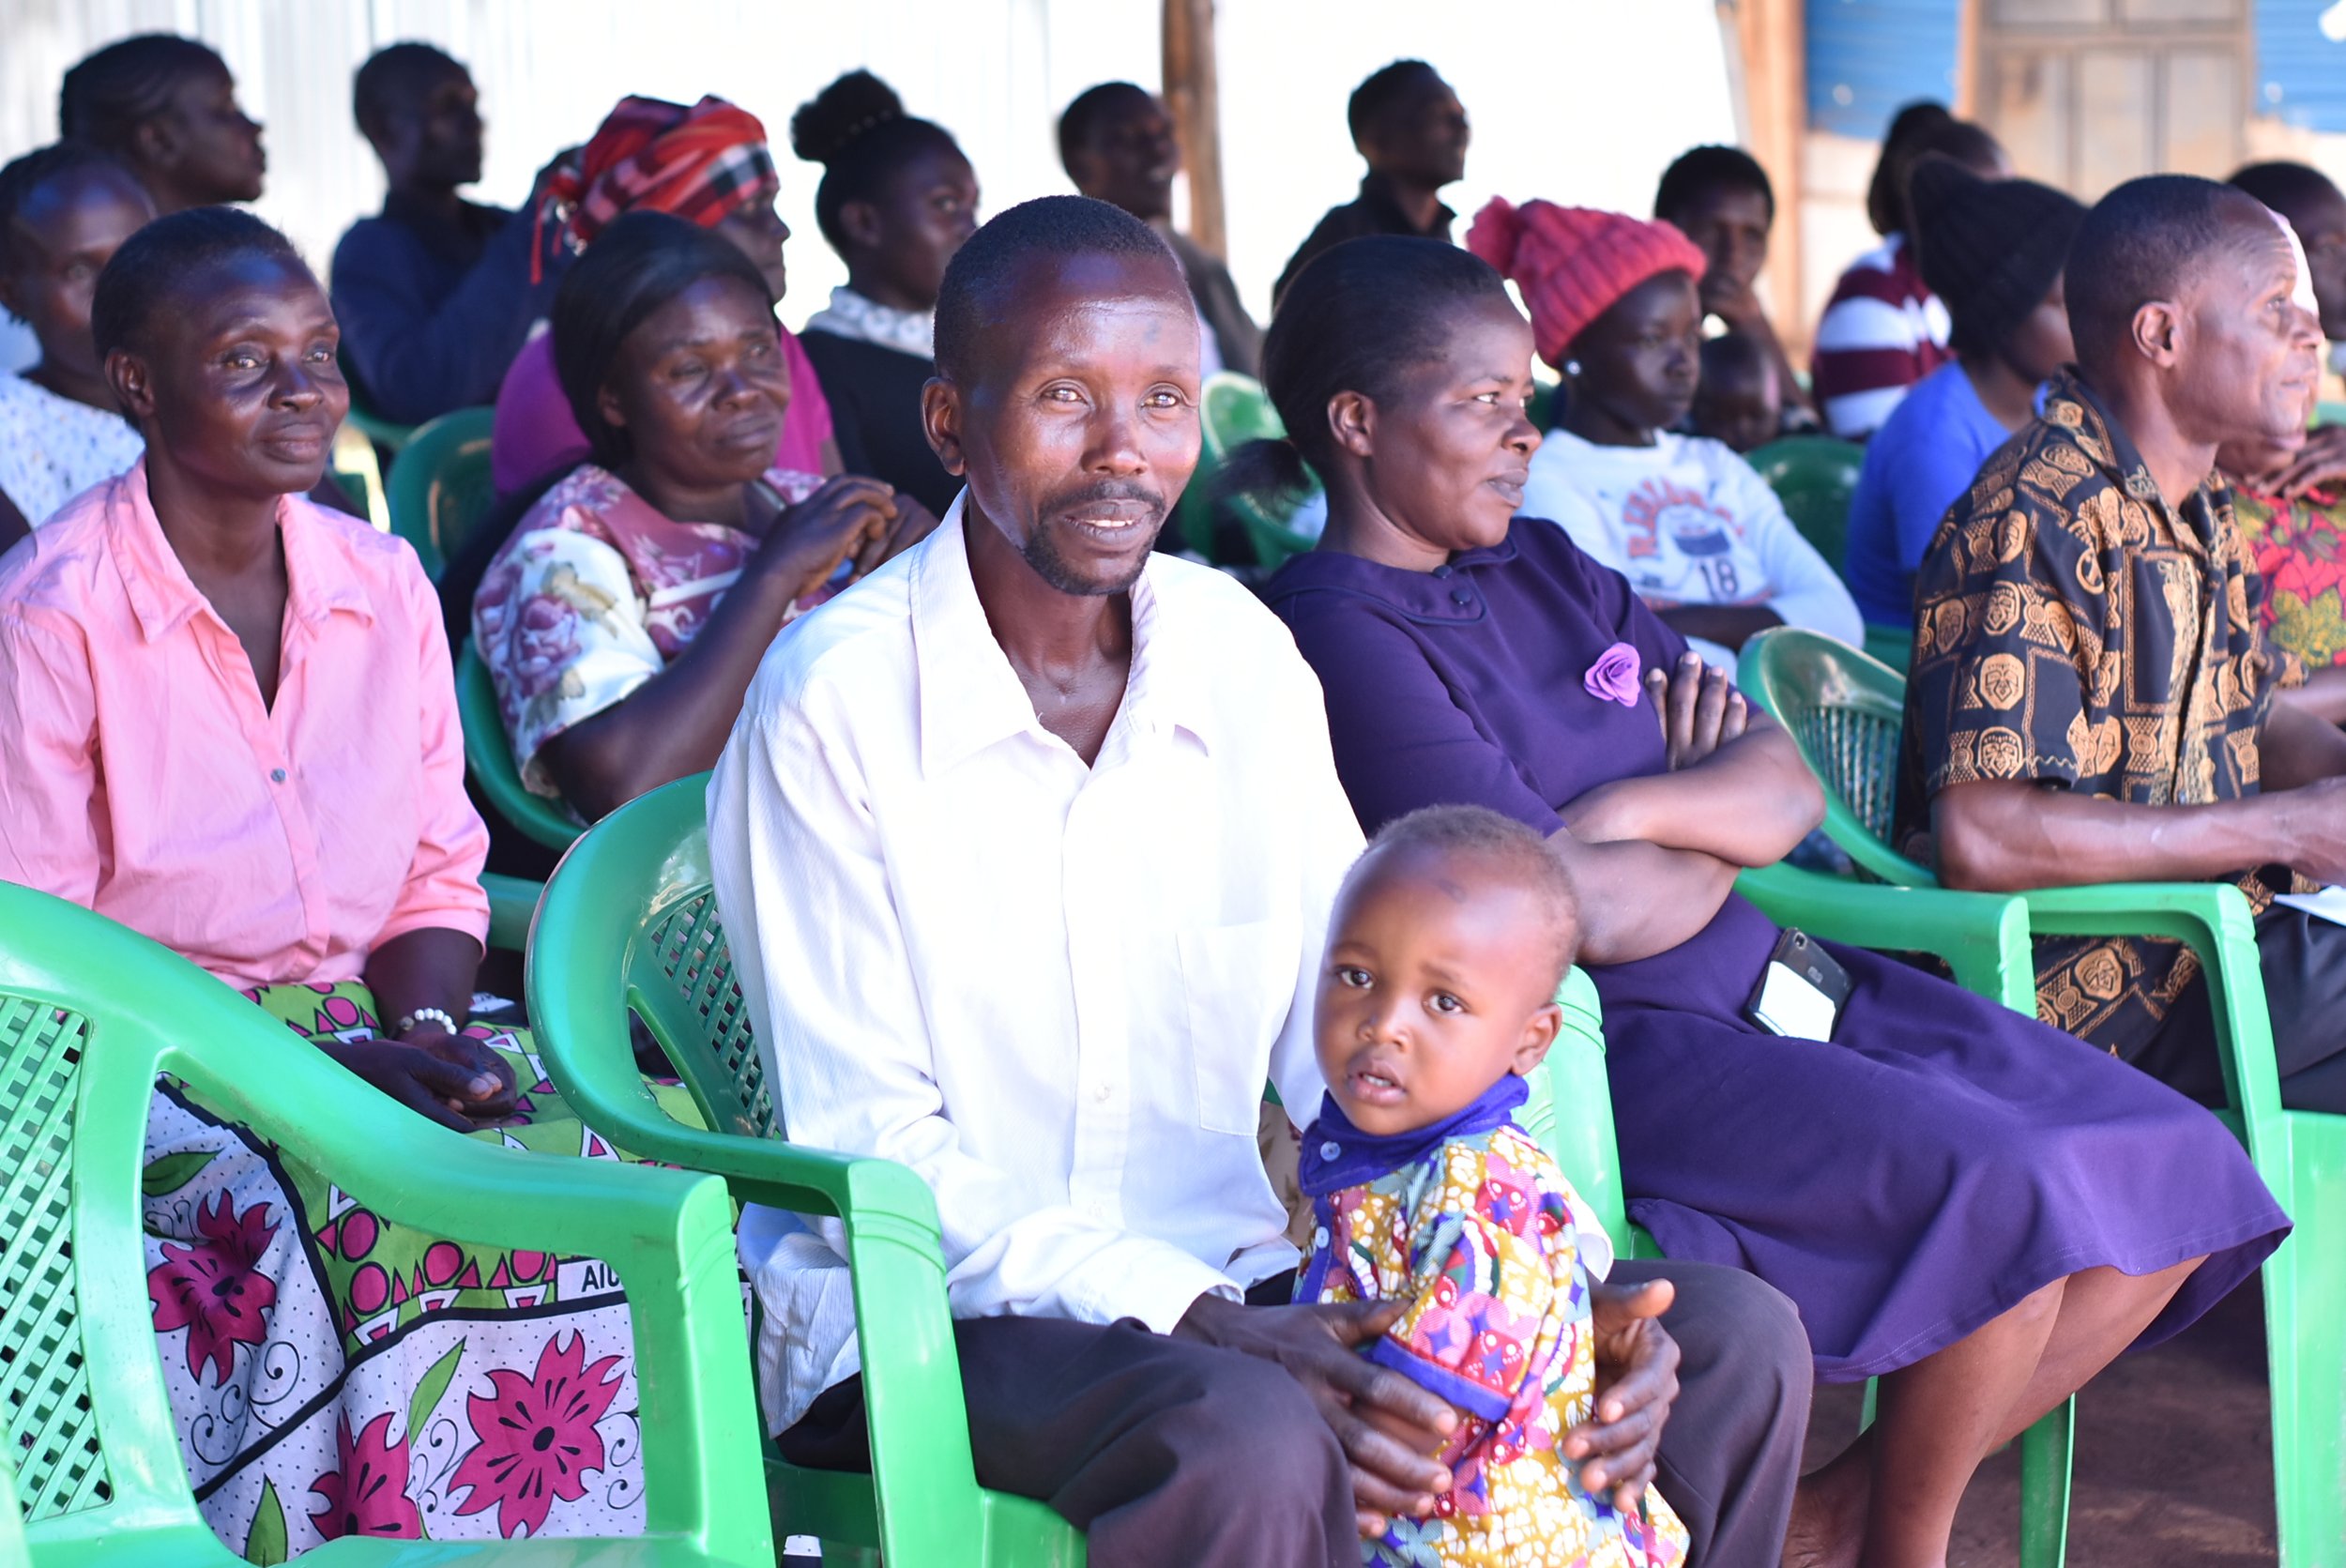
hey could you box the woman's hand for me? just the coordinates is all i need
[1566,1276,1680,1513]
[861,494,944,575]
[321,1035,512,1133]
[2262,423,2346,499]
[1644,650,1747,770]
[754,475,900,600]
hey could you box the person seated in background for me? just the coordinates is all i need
[1653,145,1813,433]
[1495,199,1859,666]
[0,206,693,1556]
[492,93,836,496]
[0,144,154,548]
[710,193,1787,1568]
[1272,59,1469,310]
[1843,158,2083,629]
[58,33,264,216]
[1256,229,2284,1568]
[1059,81,1261,378]
[330,42,563,426]
[2225,384,2346,725]
[473,212,906,824]
[1898,174,2346,1114]
[1810,103,2010,440]
[788,70,977,518]
[1686,330,1778,454]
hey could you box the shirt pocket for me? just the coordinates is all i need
[1178,918,1292,1136]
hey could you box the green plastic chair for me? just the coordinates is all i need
[458,641,584,853]
[345,398,420,458]
[386,408,497,582]
[1746,435,1863,571]
[0,1443,28,1568]
[2317,400,2346,430]
[1198,373,1320,571]
[527,776,1711,1565]
[1740,624,2346,1567]
[0,883,771,1567]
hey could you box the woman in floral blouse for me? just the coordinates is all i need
[472,210,908,821]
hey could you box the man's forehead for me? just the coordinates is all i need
[968,251,1192,363]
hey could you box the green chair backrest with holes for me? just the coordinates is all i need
[1739,624,2346,1566]
[385,407,496,582]
[1199,373,1321,571]
[0,1443,26,1568]
[456,640,584,853]
[0,884,770,1567]
[1746,435,1863,571]
[526,775,1644,1564]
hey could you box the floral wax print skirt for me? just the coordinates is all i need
[145,981,709,1557]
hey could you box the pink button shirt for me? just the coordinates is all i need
[490,322,834,495]
[0,464,490,990]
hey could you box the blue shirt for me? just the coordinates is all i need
[1843,361,2019,626]
[328,193,562,426]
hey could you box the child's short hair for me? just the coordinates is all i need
[1352,805,1581,992]
[1699,328,1770,390]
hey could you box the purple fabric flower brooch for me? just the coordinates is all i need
[1584,642,1643,708]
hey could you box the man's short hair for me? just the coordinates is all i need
[353,41,464,144]
[2066,174,2268,373]
[1351,804,1581,993]
[1347,60,1440,148]
[1654,145,1775,223]
[1057,81,1153,171]
[932,194,1177,382]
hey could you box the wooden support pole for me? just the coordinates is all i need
[1163,0,1227,259]
[1725,0,1809,363]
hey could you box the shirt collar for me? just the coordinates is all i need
[114,461,377,645]
[803,285,936,358]
[1297,1074,1530,1196]
[909,493,1219,775]
[2048,370,2225,549]
[1262,525,1521,625]
[1356,171,1456,239]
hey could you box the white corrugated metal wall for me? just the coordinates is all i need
[0,0,1737,330]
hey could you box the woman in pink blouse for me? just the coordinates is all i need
[0,207,696,1556]
[472,211,906,822]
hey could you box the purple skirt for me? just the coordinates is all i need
[1594,898,2289,1383]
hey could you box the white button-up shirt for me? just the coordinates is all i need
[710,497,1363,1430]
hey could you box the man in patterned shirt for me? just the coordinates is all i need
[1897,173,2346,1112]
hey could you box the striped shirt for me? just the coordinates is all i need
[1809,235,1952,440]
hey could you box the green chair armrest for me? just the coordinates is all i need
[1736,862,2036,1012]
[483,873,541,953]
[2016,882,2282,1151]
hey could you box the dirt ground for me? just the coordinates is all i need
[1802,1272,2279,1567]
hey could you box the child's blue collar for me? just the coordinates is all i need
[1297,1075,1530,1197]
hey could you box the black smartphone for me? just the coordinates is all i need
[1742,928,1853,1040]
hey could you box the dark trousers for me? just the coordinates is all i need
[2133,906,2346,1114]
[776,1258,1811,1568]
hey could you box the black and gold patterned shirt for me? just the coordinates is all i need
[1894,372,2305,1056]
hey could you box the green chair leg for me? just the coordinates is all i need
[2271,1109,2346,1566]
[2018,1397,2074,1568]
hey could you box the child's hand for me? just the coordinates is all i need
[1566,1276,1680,1513]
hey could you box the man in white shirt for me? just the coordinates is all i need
[712,196,1809,1566]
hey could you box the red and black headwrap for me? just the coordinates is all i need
[533,94,781,282]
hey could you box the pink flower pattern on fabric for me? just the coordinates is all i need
[148,1192,279,1384]
[1584,641,1643,708]
[449,1332,625,1538]
[310,1411,423,1542]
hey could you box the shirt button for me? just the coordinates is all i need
[1313,1226,1330,1248]
[1093,1083,1114,1104]
[1320,1140,1341,1161]
[269,769,287,784]
[1451,589,1473,607]
[1432,564,1453,578]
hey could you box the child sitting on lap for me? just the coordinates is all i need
[1297,805,1687,1568]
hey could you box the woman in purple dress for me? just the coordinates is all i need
[1249,235,2288,1568]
